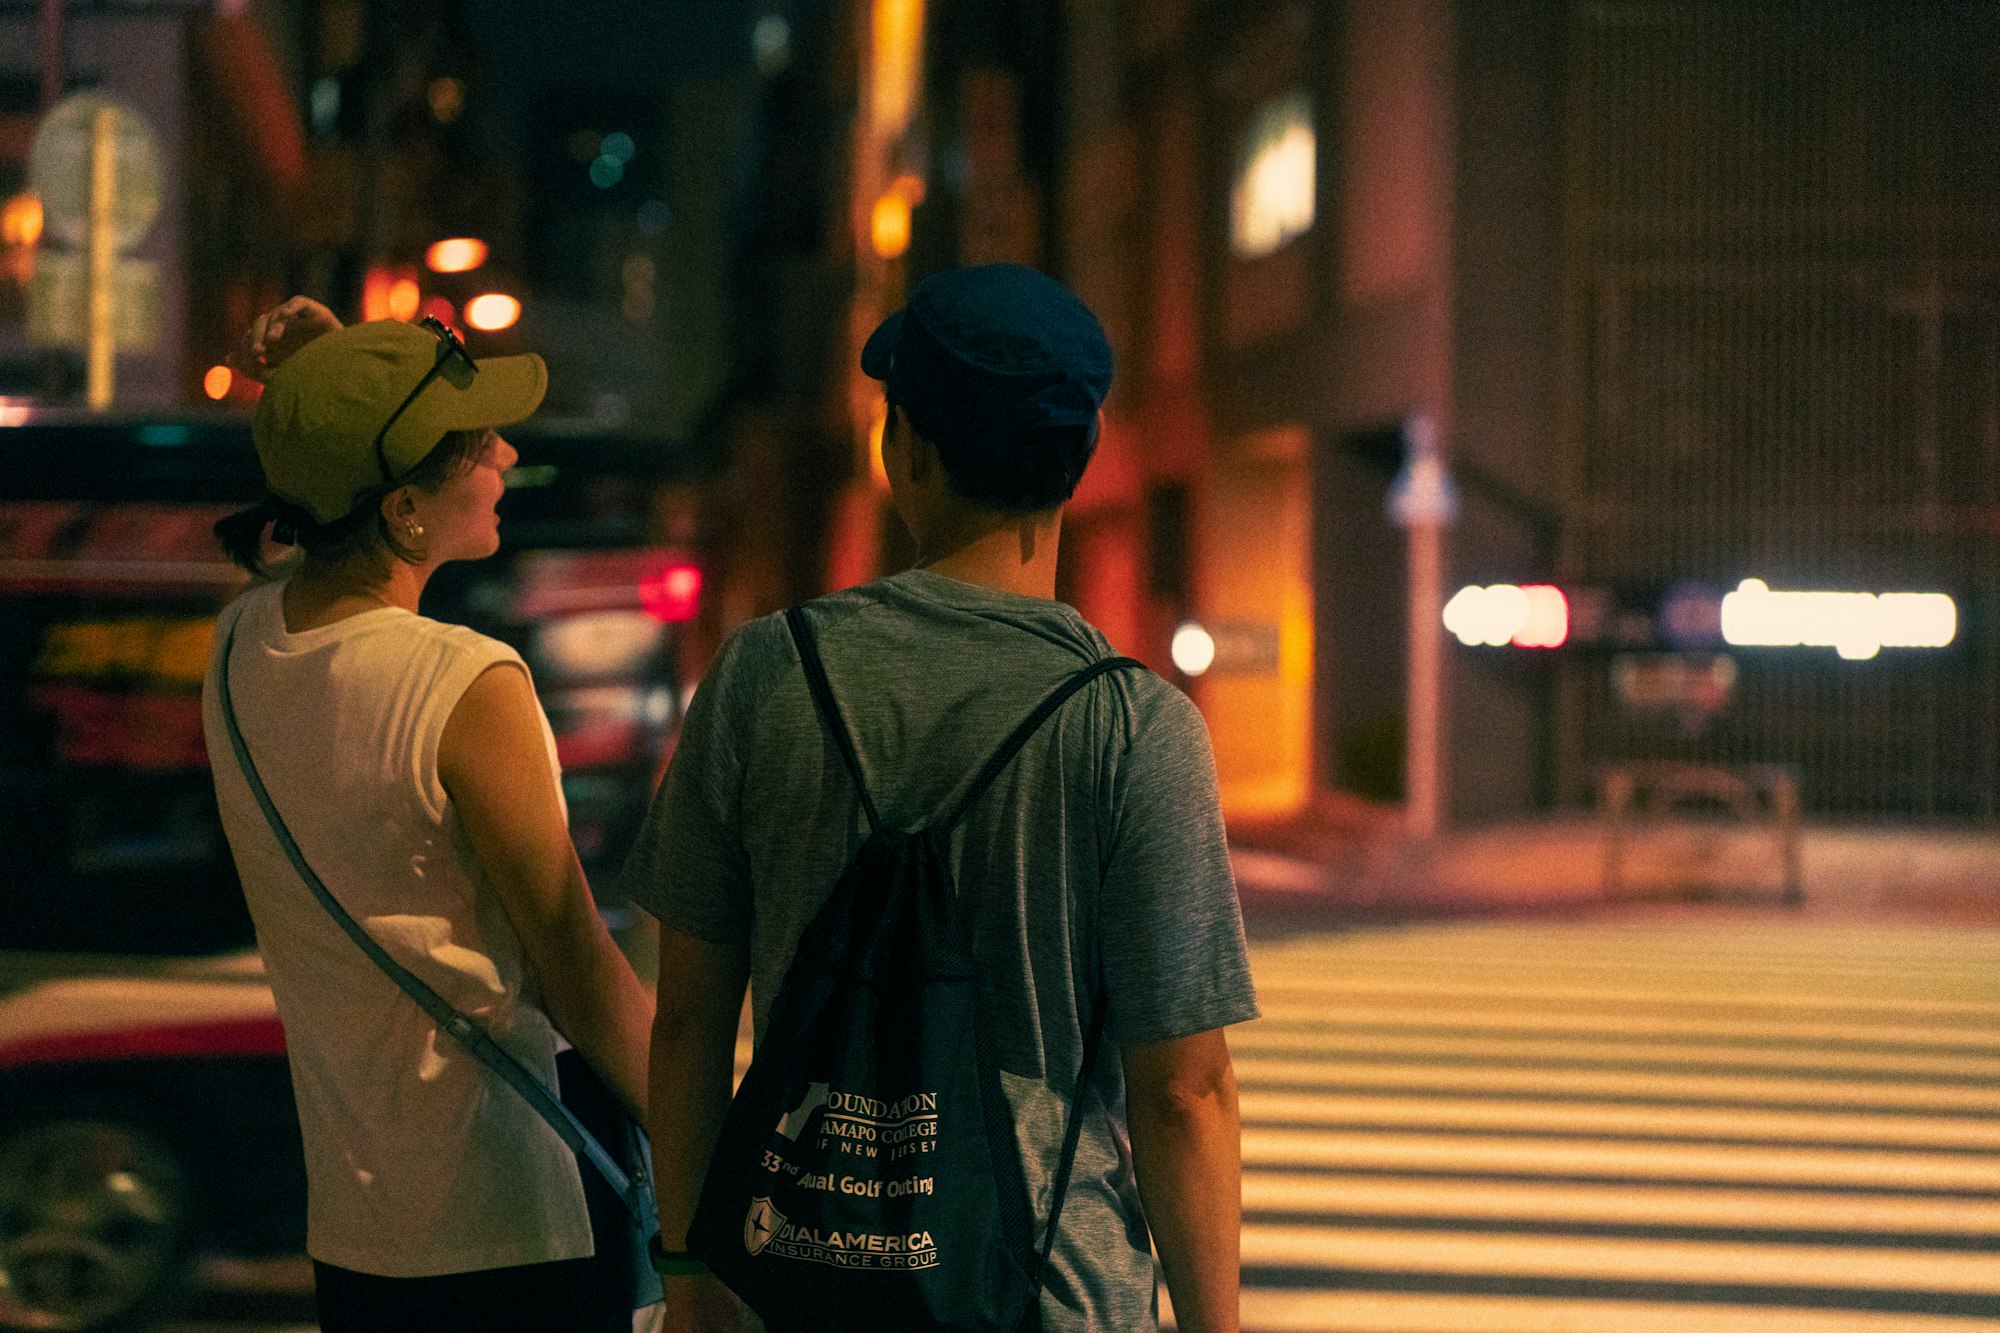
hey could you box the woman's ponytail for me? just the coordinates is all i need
[214,497,308,575]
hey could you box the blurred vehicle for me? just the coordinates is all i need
[0,412,701,1331]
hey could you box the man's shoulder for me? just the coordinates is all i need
[699,610,798,707]
[1100,665,1207,760]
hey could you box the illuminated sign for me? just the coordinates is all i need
[1230,90,1315,259]
[871,0,925,139]
[1171,620,1279,677]
[1719,579,1956,661]
[534,610,664,681]
[28,616,215,770]
[1613,653,1737,713]
[1443,584,1569,649]
[512,548,698,620]
[36,617,213,686]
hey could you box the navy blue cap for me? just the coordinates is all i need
[861,264,1113,458]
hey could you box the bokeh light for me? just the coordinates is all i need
[427,77,465,124]
[465,293,521,332]
[871,191,911,260]
[425,238,488,273]
[1172,623,1218,677]
[2,192,43,247]
[1444,584,1569,649]
[387,278,421,322]
[1720,580,1956,661]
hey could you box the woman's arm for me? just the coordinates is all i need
[439,661,654,1119]
[649,925,755,1331]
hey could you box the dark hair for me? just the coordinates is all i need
[891,397,1098,513]
[214,428,490,575]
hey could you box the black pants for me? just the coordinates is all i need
[312,1051,636,1333]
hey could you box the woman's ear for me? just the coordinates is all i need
[379,486,420,527]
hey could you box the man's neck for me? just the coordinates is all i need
[917,509,1063,600]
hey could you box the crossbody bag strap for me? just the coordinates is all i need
[939,655,1145,833]
[785,606,884,833]
[1028,992,1108,1295]
[215,612,658,1235]
[943,655,1141,1309]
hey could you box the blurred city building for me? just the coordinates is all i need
[9,1,1994,828]
[0,0,308,405]
[715,0,1999,827]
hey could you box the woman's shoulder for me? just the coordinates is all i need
[400,612,522,663]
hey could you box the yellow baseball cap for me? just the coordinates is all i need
[252,317,547,523]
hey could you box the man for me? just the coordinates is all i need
[624,264,1256,1333]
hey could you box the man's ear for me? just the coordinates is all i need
[905,427,936,484]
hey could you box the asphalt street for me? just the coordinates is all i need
[163,912,2000,1332]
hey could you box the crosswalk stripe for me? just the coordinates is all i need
[1254,958,2000,991]
[1250,924,2000,960]
[1178,1289,2000,1333]
[1242,1127,2000,1190]
[1237,1090,2000,1150]
[1240,1173,2000,1233]
[1233,1057,2000,1113]
[1252,946,2000,975]
[1249,976,2000,1018]
[1239,1223,2000,1293]
[1231,1028,2000,1079]
[1246,1004,2000,1051]
[1221,920,2000,1331]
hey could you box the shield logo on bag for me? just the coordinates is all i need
[745,1196,784,1256]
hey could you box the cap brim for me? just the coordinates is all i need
[383,352,548,473]
[452,352,548,429]
[860,311,904,381]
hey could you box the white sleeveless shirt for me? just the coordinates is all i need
[202,580,593,1277]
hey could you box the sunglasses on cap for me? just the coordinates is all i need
[373,316,478,484]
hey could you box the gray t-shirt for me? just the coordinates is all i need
[620,569,1258,1332]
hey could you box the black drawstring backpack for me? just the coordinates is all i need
[687,607,1144,1332]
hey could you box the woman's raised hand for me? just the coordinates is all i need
[231,295,344,383]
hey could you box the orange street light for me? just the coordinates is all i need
[465,293,521,332]
[425,237,488,274]
[387,277,421,321]
[871,191,912,260]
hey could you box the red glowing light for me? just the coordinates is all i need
[639,563,701,623]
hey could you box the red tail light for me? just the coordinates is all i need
[639,563,701,623]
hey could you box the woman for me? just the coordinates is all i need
[201,298,654,1332]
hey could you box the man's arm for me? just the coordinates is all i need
[1123,1027,1242,1333]
[650,923,754,1330]
[439,662,654,1118]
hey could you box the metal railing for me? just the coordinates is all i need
[1600,761,1803,904]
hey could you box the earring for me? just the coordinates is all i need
[405,521,424,539]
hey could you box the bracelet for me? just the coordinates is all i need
[648,1234,710,1277]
